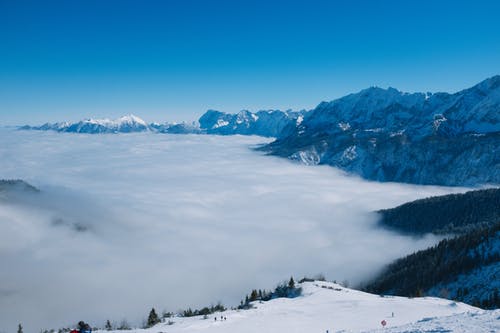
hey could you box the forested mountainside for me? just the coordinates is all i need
[377,188,500,235]
[364,221,500,309]
[0,179,39,194]
[365,189,500,309]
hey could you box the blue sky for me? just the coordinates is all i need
[1,0,500,125]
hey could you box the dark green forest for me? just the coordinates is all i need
[377,188,500,235]
[365,219,500,309]
[0,179,39,193]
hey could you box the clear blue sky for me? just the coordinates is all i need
[1,0,500,125]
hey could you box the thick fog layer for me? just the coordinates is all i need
[0,130,467,332]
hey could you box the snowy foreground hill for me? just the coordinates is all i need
[102,282,499,333]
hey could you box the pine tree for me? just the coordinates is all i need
[147,308,160,327]
[288,276,295,289]
[105,320,112,331]
[250,289,258,301]
[18,324,23,333]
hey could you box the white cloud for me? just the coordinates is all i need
[0,130,468,332]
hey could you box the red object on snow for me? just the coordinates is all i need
[381,320,387,327]
[71,330,79,333]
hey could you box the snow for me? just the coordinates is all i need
[213,119,229,128]
[290,149,321,165]
[338,122,351,131]
[389,129,405,137]
[101,281,494,333]
[433,113,447,131]
[296,115,304,125]
[117,114,149,127]
[370,310,500,333]
[342,145,357,161]
[364,128,384,133]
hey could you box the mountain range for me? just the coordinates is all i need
[262,75,500,185]
[198,109,305,137]
[21,115,157,134]
[20,110,303,137]
[19,75,500,186]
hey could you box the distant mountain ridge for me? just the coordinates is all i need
[21,115,153,134]
[20,114,203,134]
[20,109,302,137]
[198,109,305,137]
[262,75,500,185]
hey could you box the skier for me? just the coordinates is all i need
[78,321,92,333]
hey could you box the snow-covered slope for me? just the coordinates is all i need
[100,281,497,333]
[263,75,500,186]
[198,109,305,137]
[368,310,500,333]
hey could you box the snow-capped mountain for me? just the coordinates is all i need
[21,115,150,133]
[198,109,306,137]
[262,75,500,186]
[22,110,304,137]
[96,281,498,333]
[20,115,204,135]
[149,121,202,134]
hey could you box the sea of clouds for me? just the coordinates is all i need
[0,129,468,332]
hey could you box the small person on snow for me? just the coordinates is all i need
[78,321,92,333]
